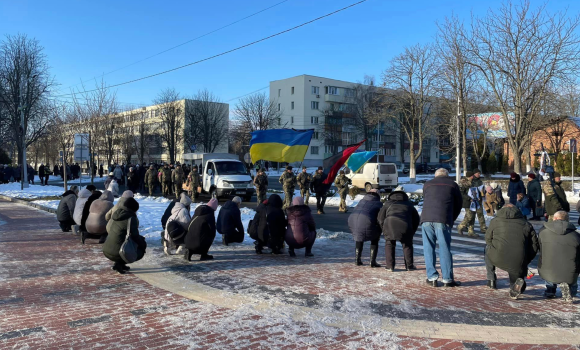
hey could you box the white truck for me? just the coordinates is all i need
[346,162,398,192]
[182,153,255,201]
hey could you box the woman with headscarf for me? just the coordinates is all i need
[84,190,115,244]
[216,196,245,245]
[285,196,316,257]
[164,193,192,255]
[103,197,146,274]
[183,198,218,261]
[348,189,383,267]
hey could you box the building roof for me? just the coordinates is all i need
[270,74,358,86]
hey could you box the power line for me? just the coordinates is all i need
[226,86,269,102]
[54,0,369,98]
[53,0,291,94]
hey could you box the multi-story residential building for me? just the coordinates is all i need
[270,74,441,167]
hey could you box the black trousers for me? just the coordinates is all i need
[58,219,76,232]
[385,236,414,269]
[485,247,527,292]
[316,195,327,211]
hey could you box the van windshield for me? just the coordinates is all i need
[214,161,248,175]
[380,164,396,174]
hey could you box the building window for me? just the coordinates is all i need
[311,86,319,95]
[385,148,396,156]
[313,132,319,140]
[385,135,396,143]
[278,118,281,126]
[291,87,295,94]
[278,89,281,97]
[311,116,319,124]
[291,116,294,124]
[311,146,319,155]
[278,103,281,111]
[291,101,294,110]
[311,101,319,110]
[155,110,159,118]
[327,86,339,95]
[344,88,355,97]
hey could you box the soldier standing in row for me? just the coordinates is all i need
[279,166,297,210]
[334,170,351,213]
[161,163,172,197]
[254,168,268,204]
[187,165,201,201]
[145,165,157,196]
[297,166,312,205]
[172,164,185,197]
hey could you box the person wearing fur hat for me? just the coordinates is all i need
[103,197,147,274]
[183,198,218,261]
[508,172,526,206]
[164,193,192,255]
[543,172,569,221]
[285,196,316,257]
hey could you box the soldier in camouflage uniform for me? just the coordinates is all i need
[186,165,201,201]
[279,166,297,210]
[470,169,487,233]
[296,166,312,205]
[161,163,172,197]
[144,165,158,196]
[254,168,268,204]
[542,171,570,221]
[172,164,185,197]
[457,171,479,237]
[334,170,351,212]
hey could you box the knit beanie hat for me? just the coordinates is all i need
[180,193,192,206]
[123,197,140,212]
[465,171,474,178]
[207,198,218,211]
[527,173,536,179]
[122,190,134,198]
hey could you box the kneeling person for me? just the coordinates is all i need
[183,198,218,261]
[56,186,79,232]
[85,190,115,244]
[217,196,245,245]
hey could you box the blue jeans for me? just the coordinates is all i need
[422,222,454,283]
[545,281,578,297]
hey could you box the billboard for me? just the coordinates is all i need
[466,112,514,139]
[74,133,90,162]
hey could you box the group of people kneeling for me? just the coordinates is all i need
[56,185,147,274]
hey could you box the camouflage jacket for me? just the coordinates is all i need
[144,169,157,184]
[187,171,201,188]
[459,177,474,208]
[279,172,297,190]
[296,172,312,189]
[161,168,172,183]
[254,174,269,191]
[172,168,185,184]
[334,175,351,194]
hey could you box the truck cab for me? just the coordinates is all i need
[183,153,255,201]
[346,162,398,192]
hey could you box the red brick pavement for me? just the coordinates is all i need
[0,200,578,349]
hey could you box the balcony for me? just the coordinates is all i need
[324,94,355,104]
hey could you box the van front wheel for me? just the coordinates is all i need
[365,183,373,192]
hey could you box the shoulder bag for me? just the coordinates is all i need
[119,217,138,263]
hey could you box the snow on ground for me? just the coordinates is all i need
[0,182,66,199]
[31,199,60,209]
[55,175,106,184]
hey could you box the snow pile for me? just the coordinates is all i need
[0,182,66,199]
[325,194,365,208]
[394,183,423,194]
[32,199,60,209]
[316,228,351,240]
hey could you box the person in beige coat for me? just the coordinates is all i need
[83,190,115,244]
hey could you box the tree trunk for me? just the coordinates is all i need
[409,147,416,184]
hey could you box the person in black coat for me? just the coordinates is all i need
[378,191,420,271]
[507,173,526,205]
[310,167,329,214]
[184,198,218,261]
[103,197,146,274]
[526,173,542,219]
[217,197,245,245]
[127,167,139,193]
[56,186,79,232]
[248,194,287,254]
[98,164,104,178]
[38,164,45,185]
[138,163,147,193]
[347,190,383,267]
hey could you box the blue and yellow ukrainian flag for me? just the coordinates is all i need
[250,129,314,163]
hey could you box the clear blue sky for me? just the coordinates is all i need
[1,0,578,110]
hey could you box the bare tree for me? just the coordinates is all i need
[50,103,78,190]
[232,92,281,150]
[348,76,384,151]
[132,109,152,164]
[185,89,228,153]
[462,1,580,173]
[153,88,183,164]
[319,106,344,155]
[0,34,54,171]
[382,43,441,183]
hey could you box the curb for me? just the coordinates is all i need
[0,194,57,214]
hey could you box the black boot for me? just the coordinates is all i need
[355,242,364,266]
[254,242,263,255]
[305,247,313,257]
[98,234,107,244]
[183,248,191,261]
[289,248,296,257]
[222,234,228,246]
[487,280,497,289]
[112,262,126,274]
[81,231,87,245]
[200,254,214,261]
[370,244,381,268]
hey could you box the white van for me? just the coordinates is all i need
[346,162,398,192]
[183,153,254,201]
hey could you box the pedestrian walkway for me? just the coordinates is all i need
[1,200,579,349]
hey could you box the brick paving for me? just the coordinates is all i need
[1,199,580,349]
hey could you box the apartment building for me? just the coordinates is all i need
[269,74,441,167]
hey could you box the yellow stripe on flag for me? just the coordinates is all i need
[250,143,309,163]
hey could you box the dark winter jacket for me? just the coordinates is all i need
[377,191,420,241]
[543,180,569,216]
[516,196,531,217]
[420,176,462,227]
[138,166,146,182]
[184,204,216,255]
[249,202,267,242]
[265,194,287,250]
[103,198,146,263]
[56,190,77,222]
[538,220,580,285]
[81,191,103,230]
[217,200,245,243]
[527,178,542,206]
[485,206,538,276]
[161,199,179,230]
[459,177,473,209]
[86,191,114,235]
[285,204,316,249]
[507,175,526,205]
[348,192,383,242]
[311,172,329,195]
[127,170,139,190]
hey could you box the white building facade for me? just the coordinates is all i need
[270,74,441,167]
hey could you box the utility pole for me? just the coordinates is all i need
[455,94,461,183]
